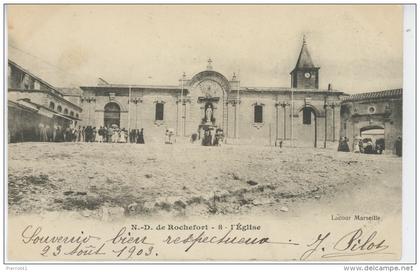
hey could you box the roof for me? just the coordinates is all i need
[293,37,318,70]
[8,100,38,113]
[342,88,402,102]
[8,59,64,97]
[80,84,181,91]
[81,83,344,94]
[240,86,343,94]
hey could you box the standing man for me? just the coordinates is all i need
[395,136,402,157]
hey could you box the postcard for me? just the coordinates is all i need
[4,4,412,263]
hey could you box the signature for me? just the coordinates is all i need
[300,228,393,260]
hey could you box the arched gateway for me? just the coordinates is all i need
[182,64,232,140]
[104,102,121,128]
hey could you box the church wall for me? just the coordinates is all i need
[79,87,343,147]
[135,92,177,143]
[237,93,276,145]
[226,102,236,139]
[225,91,342,146]
[80,89,96,127]
[185,97,202,137]
[80,88,182,143]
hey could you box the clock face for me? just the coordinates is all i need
[197,80,223,97]
[304,72,311,79]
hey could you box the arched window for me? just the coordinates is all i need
[49,102,55,110]
[57,106,62,112]
[303,107,312,125]
[76,113,79,119]
[254,105,263,123]
[155,103,164,121]
[70,111,74,117]
[64,108,69,115]
[104,102,121,128]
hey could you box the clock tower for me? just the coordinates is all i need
[290,36,320,89]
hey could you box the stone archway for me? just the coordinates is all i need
[360,124,385,134]
[187,70,230,137]
[360,124,385,151]
[104,102,121,128]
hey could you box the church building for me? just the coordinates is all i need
[79,38,345,146]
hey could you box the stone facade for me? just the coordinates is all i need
[7,60,83,142]
[79,39,345,146]
[8,60,82,121]
[340,89,403,153]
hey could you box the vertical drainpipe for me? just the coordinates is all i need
[236,73,240,140]
[324,96,327,149]
[291,88,294,147]
[128,86,131,133]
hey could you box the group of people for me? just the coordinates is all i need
[339,135,402,156]
[353,138,384,154]
[75,126,145,144]
[201,128,225,146]
[338,136,381,154]
[38,123,78,142]
[29,122,406,156]
[35,123,145,144]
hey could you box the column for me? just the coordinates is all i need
[278,101,289,140]
[183,102,187,136]
[182,98,191,137]
[275,102,279,140]
[176,99,180,136]
[131,97,142,129]
[225,101,229,137]
[233,101,237,138]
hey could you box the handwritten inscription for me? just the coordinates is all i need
[322,228,390,258]
[18,225,394,260]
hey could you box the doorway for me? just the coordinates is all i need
[300,106,318,148]
[104,102,121,128]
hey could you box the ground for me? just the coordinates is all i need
[7,142,402,219]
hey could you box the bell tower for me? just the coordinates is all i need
[290,36,320,89]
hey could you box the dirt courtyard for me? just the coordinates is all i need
[7,142,402,219]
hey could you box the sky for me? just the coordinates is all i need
[7,5,403,93]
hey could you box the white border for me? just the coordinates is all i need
[402,4,416,264]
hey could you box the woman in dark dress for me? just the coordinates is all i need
[395,137,402,157]
[138,128,145,144]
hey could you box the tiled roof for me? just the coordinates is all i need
[342,88,402,102]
